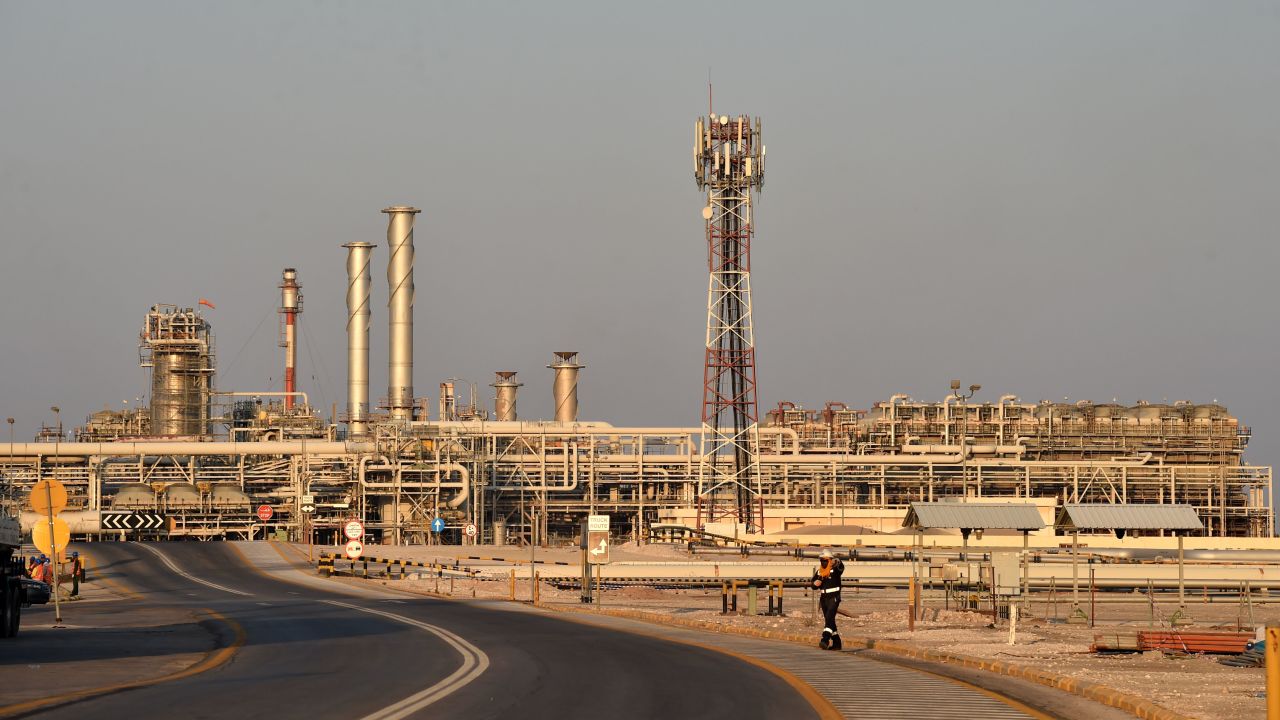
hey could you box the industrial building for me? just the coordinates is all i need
[1,113,1271,545]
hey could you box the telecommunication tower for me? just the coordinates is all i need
[693,110,766,532]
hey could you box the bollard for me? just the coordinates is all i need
[1267,626,1280,720]
[721,582,729,615]
[776,582,784,616]
[533,570,541,605]
[747,585,758,616]
[510,569,516,600]
[907,579,916,632]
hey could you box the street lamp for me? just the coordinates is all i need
[50,406,61,438]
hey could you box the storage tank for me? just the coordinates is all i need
[111,485,156,509]
[163,483,201,509]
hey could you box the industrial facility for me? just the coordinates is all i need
[1,113,1272,546]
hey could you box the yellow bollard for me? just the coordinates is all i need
[510,569,516,600]
[1267,625,1280,720]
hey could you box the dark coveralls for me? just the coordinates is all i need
[813,557,844,650]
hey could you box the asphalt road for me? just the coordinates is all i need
[17,542,819,720]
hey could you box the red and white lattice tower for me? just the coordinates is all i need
[693,111,765,532]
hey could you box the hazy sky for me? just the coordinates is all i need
[2,3,1278,472]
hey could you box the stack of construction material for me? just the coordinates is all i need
[1219,640,1266,668]
[1092,630,1252,655]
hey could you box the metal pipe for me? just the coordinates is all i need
[383,206,420,422]
[492,371,522,422]
[548,352,584,423]
[279,268,301,409]
[0,441,374,457]
[343,242,374,436]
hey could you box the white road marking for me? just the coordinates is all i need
[383,599,405,604]
[134,543,253,597]
[322,600,489,719]
[257,602,272,606]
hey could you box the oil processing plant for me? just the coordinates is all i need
[1,111,1273,546]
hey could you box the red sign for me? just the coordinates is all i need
[344,519,365,541]
[257,505,274,522]
[346,539,363,559]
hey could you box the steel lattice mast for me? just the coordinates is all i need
[693,111,765,532]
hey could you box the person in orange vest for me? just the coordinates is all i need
[69,552,84,598]
[812,549,844,650]
[33,557,52,585]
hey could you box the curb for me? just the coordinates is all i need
[540,605,1195,720]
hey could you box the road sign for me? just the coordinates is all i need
[29,479,68,516]
[101,512,165,530]
[587,514,610,565]
[301,504,316,514]
[464,523,477,538]
[344,519,364,540]
[33,516,70,555]
[257,505,274,522]
[345,539,363,559]
[430,517,445,533]
[301,494,315,505]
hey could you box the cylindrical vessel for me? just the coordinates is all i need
[151,353,207,435]
[383,206,421,421]
[280,268,301,409]
[492,371,522,422]
[344,242,375,437]
[547,352,584,423]
[142,306,214,437]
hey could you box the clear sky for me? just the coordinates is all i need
[2,3,1278,471]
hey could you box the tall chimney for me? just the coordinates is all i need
[343,242,374,437]
[382,206,420,422]
[278,268,302,410]
[548,352,584,422]
[492,371,521,421]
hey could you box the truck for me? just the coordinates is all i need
[1,510,23,637]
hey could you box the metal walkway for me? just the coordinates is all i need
[521,607,1036,720]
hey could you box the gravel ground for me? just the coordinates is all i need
[326,541,1275,720]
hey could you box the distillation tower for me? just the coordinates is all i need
[139,305,215,437]
[694,112,766,531]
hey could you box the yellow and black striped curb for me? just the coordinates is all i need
[317,553,482,580]
[542,606,1196,720]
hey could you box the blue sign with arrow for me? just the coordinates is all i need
[431,517,445,533]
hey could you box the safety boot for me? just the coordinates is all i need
[830,634,842,651]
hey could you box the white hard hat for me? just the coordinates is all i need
[819,549,833,559]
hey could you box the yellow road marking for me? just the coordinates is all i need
[0,608,246,717]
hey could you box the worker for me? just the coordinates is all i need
[33,557,52,585]
[811,548,844,650]
[69,551,84,598]
[25,554,39,577]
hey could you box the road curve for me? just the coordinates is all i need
[20,542,820,720]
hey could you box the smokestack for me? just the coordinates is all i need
[492,371,521,421]
[279,268,302,410]
[548,352,584,423]
[382,206,420,422]
[343,242,374,437]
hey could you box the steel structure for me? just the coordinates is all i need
[694,111,766,531]
[139,305,214,437]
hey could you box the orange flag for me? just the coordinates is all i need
[198,298,216,309]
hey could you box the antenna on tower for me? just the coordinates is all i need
[707,67,713,116]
